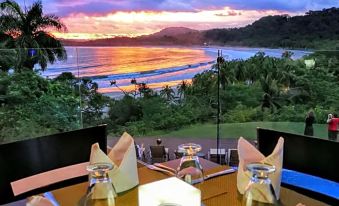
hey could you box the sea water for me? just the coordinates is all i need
[40,46,310,97]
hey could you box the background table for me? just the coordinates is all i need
[7,158,329,206]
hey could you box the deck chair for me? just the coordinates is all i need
[228,149,239,167]
[0,125,107,205]
[149,145,168,163]
[174,150,184,159]
[208,148,227,165]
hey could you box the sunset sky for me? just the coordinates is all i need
[16,0,339,39]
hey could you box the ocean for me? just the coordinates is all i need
[41,46,311,96]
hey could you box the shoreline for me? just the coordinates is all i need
[43,46,312,98]
[63,44,316,52]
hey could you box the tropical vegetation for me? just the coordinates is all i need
[0,1,338,143]
[107,50,339,136]
[204,8,339,49]
[0,0,66,71]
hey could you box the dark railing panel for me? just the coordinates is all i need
[0,125,107,204]
[257,127,339,183]
[257,128,339,204]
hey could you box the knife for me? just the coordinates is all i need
[153,163,177,174]
[146,164,176,176]
[204,168,236,180]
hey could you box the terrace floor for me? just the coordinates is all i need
[108,136,256,161]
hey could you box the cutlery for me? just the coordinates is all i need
[153,163,177,174]
[145,164,176,176]
[204,168,236,180]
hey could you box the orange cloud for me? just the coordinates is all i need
[52,8,297,40]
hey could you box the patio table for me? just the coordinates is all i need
[7,158,329,206]
[46,158,326,206]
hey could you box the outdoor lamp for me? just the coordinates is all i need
[304,59,315,68]
[138,177,201,206]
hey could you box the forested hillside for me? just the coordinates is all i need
[64,7,339,49]
[204,8,339,49]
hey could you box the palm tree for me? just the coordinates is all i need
[0,0,67,71]
[160,85,175,101]
[137,82,153,98]
[259,75,282,112]
[233,61,246,82]
[0,39,16,72]
[219,61,236,90]
[177,80,188,99]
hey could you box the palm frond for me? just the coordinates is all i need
[37,14,67,32]
[0,0,24,20]
[34,31,67,59]
[0,14,21,34]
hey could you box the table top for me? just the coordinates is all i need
[55,158,329,206]
[7,158,329,206]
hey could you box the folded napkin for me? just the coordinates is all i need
[237,137,284,202]
[26,196,54,206]
[90,132,139,193]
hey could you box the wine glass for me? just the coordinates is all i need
[84,163,116,206]
[242,163,278,206]
[176,143,204,185]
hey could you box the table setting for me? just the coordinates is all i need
[8,132,329,206]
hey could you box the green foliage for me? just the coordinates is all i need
[203,8,339,49]
[0,0,67,71]
[108,95,142,127]
[2,50,338,141]
[105,51,339,136]
[222,105,259,123]
[1,0,338,143]
[0,72,110,143]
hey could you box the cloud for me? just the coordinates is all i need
[51,8,289,39]
[15,0,339,17]
[12,0,338,39]
[215,10,241,17]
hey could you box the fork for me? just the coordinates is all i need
[145,164,176,176]
[138,160,176,176]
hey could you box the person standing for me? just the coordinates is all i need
[304,111,315,136]
[327,113,339,141]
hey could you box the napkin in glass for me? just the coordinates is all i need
[90,132,139,193]
[237,137,284,201]
[26,196,54,206]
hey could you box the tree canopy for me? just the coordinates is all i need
[203,8,339,49]
[0,0,67,71]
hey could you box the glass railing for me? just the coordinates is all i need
[0,47,338,144]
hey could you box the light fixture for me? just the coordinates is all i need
[304,59,315,68]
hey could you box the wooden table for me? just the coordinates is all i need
[10,158,328,206]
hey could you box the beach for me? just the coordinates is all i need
[41,46,311,98]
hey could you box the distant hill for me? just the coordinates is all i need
[63,7,339,49]
[204,7,339,49]
[150,27,198,37]
[62,27,203,46]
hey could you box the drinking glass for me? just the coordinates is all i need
[84,163,116,206]
[242,163,278,206]
[176,143,204,185]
